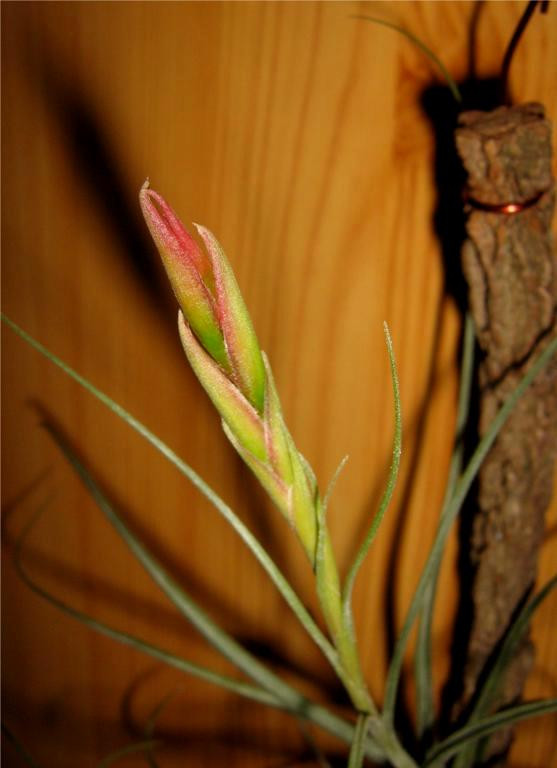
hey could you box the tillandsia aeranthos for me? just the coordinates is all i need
[4,7,557,764]
[139,181,374,714]
[3,180,556,768]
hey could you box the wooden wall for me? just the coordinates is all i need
[2,2,556,766]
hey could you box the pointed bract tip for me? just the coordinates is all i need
[192,222,209,238]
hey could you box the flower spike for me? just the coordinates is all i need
[139,183,320,559]
[140,181,265,412]
[139,182,229,372]
[140,184,371,711]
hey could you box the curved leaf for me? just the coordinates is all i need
[453,574,557,768]
[14,503,280,708]
[342,322,402,613]
[97,740,161,768]
[383,334,557,724]
[352,15,462,102]
[414,312,476,738]
[347,714,371,768]
[1,315,338,677]
[425,699,557,766]
[2,313,387,761]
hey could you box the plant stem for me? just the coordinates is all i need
[323,539,374,712]
[316,504,374,713]
[348,714,371,768]
[368,718,419,768]
[3,315,388,758]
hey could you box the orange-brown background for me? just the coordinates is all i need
[2,2,556,766]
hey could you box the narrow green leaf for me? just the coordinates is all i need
[312,453,349,646]
[143,692,176,768]
[383,335,557,724]
[14,504,280,709]
[14,504,386,762]
[314,324,402,718]
[295,720,334,768]
[347,714,371,768]
[342,323,402,615]
[425,699,557,766]
[314,494,364,707]
[1,315,338,678]
[313,459,373,713]
[323,455,350,516]
[1,723,43,768]
[473,574,557,718]
[18,505,387,765]
[43,422,315,709]
[97,740,161,768]
[453,574,557,768]
[2,314,386,762]
[415,312,475,738]
[351,15,462,102]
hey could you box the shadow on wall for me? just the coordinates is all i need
[1,406,348,761]
[422,73,505,742]
[20,28,174,327]
[14,19,302,623]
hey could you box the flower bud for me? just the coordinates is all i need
[140,182,265,413]
[140,182,229,371]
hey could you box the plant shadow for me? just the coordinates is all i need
[119,666,353,767]
[17,20,296,591]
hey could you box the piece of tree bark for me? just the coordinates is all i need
[455,103,557,759]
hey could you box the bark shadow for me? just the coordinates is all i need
[420,75,504,743]
[380,65,506,756]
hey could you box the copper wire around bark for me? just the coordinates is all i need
[464,188,546,215]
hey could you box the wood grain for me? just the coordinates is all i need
[2,2,556,766]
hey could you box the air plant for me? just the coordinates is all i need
[3,4,557,766]
[3,180,556,766]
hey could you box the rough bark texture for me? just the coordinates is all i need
[455,103,557,759]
